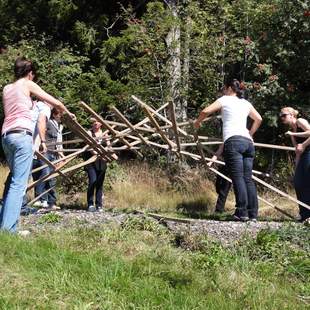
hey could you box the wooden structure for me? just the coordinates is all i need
[27,96,309,219]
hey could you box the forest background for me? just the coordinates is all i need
[0,0,309,182]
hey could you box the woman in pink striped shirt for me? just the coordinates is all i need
[1,57,72,233]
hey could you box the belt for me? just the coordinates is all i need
[2,129,32,137]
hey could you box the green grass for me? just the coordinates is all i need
[0,220,308,309]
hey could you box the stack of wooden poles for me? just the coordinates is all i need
[27,95,310,219]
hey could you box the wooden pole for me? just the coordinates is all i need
[27,186,55,206]
[131,95,188,136]
[140,104,176,150]
[79,101,143,157]
[111,106,149,145]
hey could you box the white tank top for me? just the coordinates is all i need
[218,95,252,142]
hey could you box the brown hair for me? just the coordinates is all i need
[14,57,36,79]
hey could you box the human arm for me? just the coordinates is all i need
[248,106,262,137]
[207,143,224,167]
[104,134,118,160]
[37,113,48,153]
[26,80,74,118]
[194,100,222,129]
[294,119,310,155]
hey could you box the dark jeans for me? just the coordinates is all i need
[215,165,231,212]
[43,152,57,206]
[86,162,107,208]
[294,150,310,221]
[32,158,47,202]
[224,136,258,219]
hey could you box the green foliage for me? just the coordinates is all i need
[0,223,308,308]
[38,213,62,224]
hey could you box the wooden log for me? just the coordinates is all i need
[79,101,143,158]
[35,151,67,178]
[31,146,88,174]
[131,95,188,136]
[208,167,294,219]
[62,113,114,161]
[254,142,295,152]
[111,106,149,145]
[27,186,55,206]
[252,175,310,211]
[43,155,97,181]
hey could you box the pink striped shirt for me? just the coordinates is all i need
[2,79,34,134]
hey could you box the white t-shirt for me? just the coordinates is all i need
[217,95,252,142]
[31,101,51,152]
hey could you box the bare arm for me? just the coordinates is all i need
[37,113,47,153]
[286,130,310,138]
[207,143,224,167]
[295,119,310,154]
[27,81,72,115]
[248,106,262,137]
[194,100,222,129]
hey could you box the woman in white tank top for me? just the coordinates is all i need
[194,79,262,221]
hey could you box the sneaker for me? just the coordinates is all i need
[249,218,258,223]
[96,206,104,212]
[41,201,48,208]
[87,205,96,212]
[18,230,31,237]
[232,214,249,222]
[32,201,42,207]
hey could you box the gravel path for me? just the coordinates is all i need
[20,209,299,245]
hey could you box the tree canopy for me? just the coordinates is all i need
[0,0,309,173]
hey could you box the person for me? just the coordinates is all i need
[2,99,52,215]
[280,107,310,222]
[208,144,232,214]
[30,100,52,210]
[194,78,262,221]
[0,57,73,233]
[42,108,64,210]
[84,118,116,212]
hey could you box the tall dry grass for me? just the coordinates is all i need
[106,162,299,220]
[0,164,9,197]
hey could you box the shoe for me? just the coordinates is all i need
[96,206,104,212]
[232,214,249,222]
[249,218,258,223]
[32,201,42,207]
[41,201,48,208]
[87,205,96,212]
[20,207,38,216]
[18,230,31,237]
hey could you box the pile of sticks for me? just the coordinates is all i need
[27,96,309,219]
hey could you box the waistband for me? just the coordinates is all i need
[224,135,253,144]
[2,129,32,137]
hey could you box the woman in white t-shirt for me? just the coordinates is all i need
[194,79,262,221]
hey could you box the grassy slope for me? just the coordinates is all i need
[0,221,309,309]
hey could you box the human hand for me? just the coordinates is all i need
[295,143,305,156]
[207,161,213,167]
[40,142,47,154]
[285,130,293,136]
[193,120,201,129]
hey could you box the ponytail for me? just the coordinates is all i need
[224,78,245,99]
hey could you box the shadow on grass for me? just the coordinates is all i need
[176,199,214,219]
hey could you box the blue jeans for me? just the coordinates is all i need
[0,132,33,232]
[224,136,258,219]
